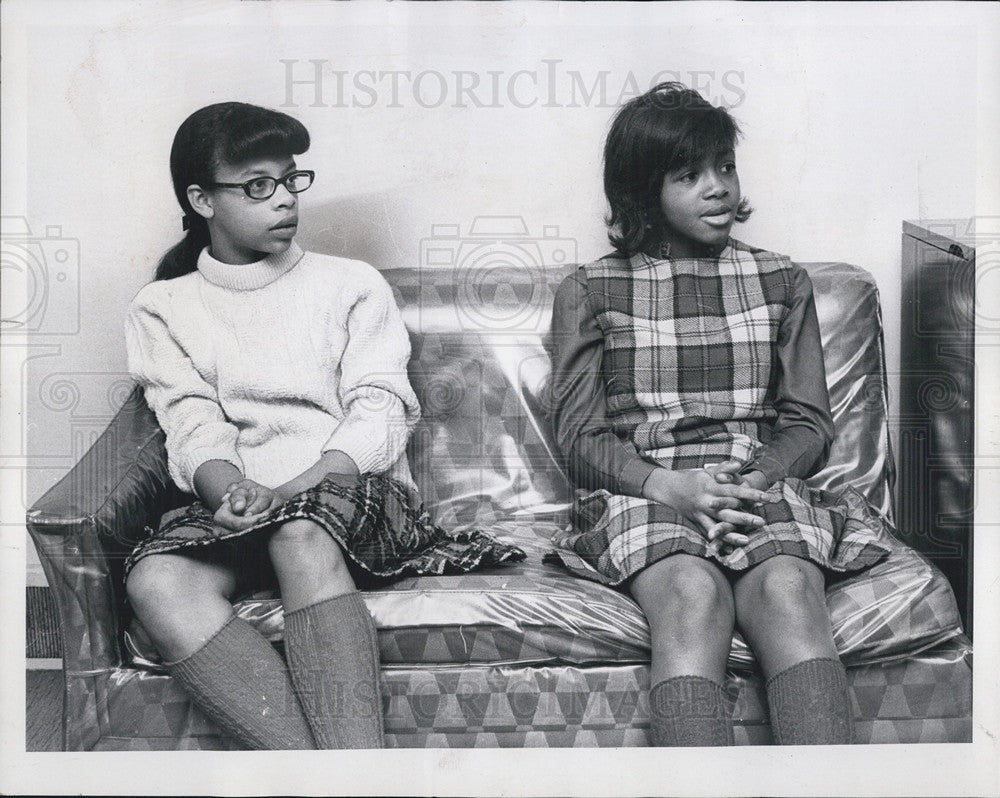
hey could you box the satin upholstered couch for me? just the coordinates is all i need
[28,257,972,749]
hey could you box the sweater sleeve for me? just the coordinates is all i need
[322,268,421,474]
[550,269,657,497]
[741,265,835,483]
[124,289,243,494]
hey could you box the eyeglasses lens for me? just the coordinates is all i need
[246,177,277,200]
[285,172,313,193]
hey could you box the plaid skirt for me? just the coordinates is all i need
[544,478,892,587]
[125,473,526,588]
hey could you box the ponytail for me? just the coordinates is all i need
[154,215,211,281]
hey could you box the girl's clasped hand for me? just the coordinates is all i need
[214,479,281,530]
[642,460,774,550]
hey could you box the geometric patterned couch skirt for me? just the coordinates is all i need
[109,520,972,748]
[92,639,971,749]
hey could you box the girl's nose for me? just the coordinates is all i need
[273,184,297,206]
[703,171,729,197]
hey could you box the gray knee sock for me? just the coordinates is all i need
[167,614,315,750]
[766,657,853,745]
[648,675,734,746]
[283,591,385,749]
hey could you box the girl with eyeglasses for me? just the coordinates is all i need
[548,83,893,746]
[123,102,523,750]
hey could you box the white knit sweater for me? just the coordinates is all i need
[125,242,420,494]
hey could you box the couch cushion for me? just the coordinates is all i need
[126,519,963,671]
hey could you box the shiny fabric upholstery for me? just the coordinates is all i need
[27,261,971,749]
[126,521,961,673]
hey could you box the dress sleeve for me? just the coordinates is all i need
[742,265,835,484]
[322,269,421,474]
[550,269,657,497]
[124,291,243,494]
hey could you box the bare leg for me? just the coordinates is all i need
[630,554,736,746]
[126,551,315,749]
[630,554,736,685]
[733,555,852,744]
[127,552,240,662]
[732,555,837,676]
[269,520,384,748]
[267,519,356,612]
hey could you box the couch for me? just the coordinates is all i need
[27,259,972,749]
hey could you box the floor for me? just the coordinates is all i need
[26,668,63,752]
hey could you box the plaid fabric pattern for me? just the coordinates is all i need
[548,241,891,584]
[548,478,891,585]
[583,240,791,470]
[124,473,525,582]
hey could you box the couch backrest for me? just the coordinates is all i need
[387,261,894,527]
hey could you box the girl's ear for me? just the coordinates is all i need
[187,184,214,220]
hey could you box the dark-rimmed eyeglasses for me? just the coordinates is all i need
[207,170,315,200]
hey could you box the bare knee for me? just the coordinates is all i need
[127,556,183,614]
[666,565,730,611]
[735,558,836,673]
[268,519,347,571]
[126,554,239,661]
[748,559,826,617]
[126,555,225,623]
[633,558,734,635]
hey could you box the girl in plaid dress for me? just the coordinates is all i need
[124,103,522,750]
[548,83,892,746]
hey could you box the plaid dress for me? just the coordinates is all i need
[546,241,891,586]
[125,474,525,588]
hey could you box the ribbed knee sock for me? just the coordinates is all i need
[765,657,853,745]
[167,614,316,750]
[648,675,734,746]
[283,591,385,749]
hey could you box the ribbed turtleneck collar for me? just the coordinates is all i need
[197,241,304,290]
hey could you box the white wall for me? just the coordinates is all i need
[4,1,996,581]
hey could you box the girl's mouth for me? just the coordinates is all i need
[700,210,733,227]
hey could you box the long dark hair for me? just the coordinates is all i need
[154,102,310,281]
[603,82,753,257]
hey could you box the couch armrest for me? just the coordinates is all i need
[805,262,896,520]
[26,386,182,673]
